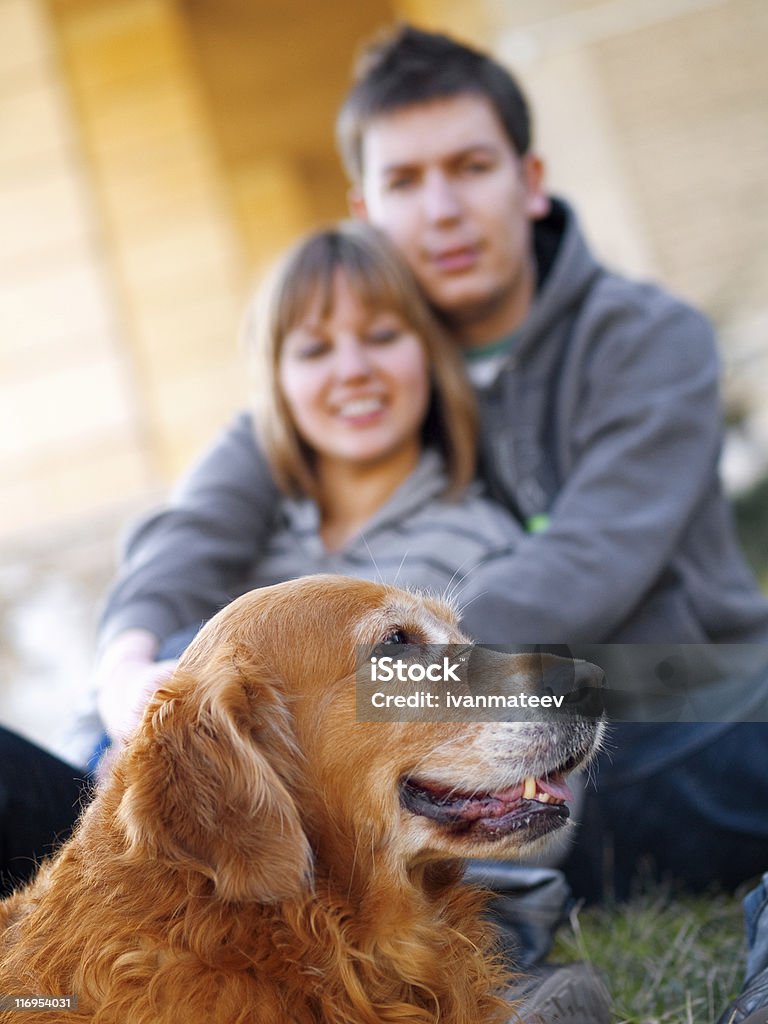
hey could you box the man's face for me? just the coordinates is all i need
[353,93,548,345]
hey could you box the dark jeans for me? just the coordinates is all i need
[0,726,92,898]
[743,872,768,983]
[0,627,196,897]
[562,722,768,902]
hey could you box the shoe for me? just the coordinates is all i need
[716,963,768,1024]
[506,962,612,1023]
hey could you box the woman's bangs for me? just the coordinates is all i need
[343,251,414,325]
[274,248,337,339]
[272,226,431,349]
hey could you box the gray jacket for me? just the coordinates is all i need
[471,198,768,643]
[99,198,768,647]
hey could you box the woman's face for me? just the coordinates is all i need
[278,269,431,475]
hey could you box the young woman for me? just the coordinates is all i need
[93,221,525,746]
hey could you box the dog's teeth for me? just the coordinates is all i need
[523,776,537,800]
[538,792,551,803]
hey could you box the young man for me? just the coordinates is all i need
[8,22,765,1023]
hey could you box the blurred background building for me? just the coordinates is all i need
[1,0,767,756]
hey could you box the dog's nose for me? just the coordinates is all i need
[538,657,606,719]
[573,660,605,691]
[563,659,606,719]
[540,655,604,695]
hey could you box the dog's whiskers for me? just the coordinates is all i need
[453,586,492,622]
[362,537,384,585]
[392,549,411,589]
[441,559,477,611]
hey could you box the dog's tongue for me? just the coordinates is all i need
[536,774,573,802]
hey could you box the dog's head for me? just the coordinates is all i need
[113,576,603,903]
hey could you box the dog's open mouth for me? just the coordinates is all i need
[400,770,573,840]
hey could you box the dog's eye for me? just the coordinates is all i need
[381,628,410,645]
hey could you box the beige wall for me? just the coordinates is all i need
[182,0,393,267]
[492,0,768,315]
[0,0,148,537]
[50,0,251,478]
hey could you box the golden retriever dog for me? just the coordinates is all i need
[0,576,603,1024]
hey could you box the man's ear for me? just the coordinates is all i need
[348,187,369,221]
[522,153,550,220]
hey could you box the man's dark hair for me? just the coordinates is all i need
[336,23,532,184]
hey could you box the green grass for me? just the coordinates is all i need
[552,886,747,1023]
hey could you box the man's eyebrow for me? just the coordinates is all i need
[379,159,420,177]
[379,143,501,175]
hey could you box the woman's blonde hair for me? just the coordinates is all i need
[245,221,476,500]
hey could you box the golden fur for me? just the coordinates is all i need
[0,576,601,1023]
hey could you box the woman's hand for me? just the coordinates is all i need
[95,629,178,744]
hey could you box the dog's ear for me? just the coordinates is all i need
[116,659,313,903]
